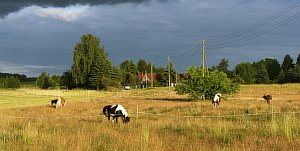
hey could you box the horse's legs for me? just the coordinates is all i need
[108,114,111,122]
[112,116,116,123]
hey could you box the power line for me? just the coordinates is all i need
[206,0,300,43]
[206,1,300,49]
[207,12,300,50]
[173,44,200,59]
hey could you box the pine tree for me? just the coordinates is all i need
[276,69,285,83]
[282,54,293,73]
[284,68,296,83]
[293,65,300,82]
[253,62,269,83]
[297,53,300,66]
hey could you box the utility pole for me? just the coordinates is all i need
[145,70,147,87]
[175,72,178,86]
[202,40,206,100]
[151,63,153,87]
[168,56,171,92]
[202,40,205,78]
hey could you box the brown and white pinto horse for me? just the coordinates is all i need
[51,97,66,108]
[103,104,130,123]
[212,93,222,107]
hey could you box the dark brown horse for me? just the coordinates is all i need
[262,94,272,104]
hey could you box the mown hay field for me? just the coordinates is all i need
[0,84,300,150]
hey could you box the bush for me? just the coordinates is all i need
[175,66,239,101]
[37,72,59,89]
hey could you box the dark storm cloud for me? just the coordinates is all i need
[0,0,299,76]
[0,0,171,16]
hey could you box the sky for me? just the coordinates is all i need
[0,0,300,77]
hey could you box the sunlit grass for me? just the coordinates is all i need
[0,84,300,150]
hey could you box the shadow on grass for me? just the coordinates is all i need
[143,98,190,102]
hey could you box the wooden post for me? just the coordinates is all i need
[168,56,171,97]
[202,40,205,78]
[136,102,139,125]
[151,63,153,87]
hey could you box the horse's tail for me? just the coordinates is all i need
[103,105,112,117]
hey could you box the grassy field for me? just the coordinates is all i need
[0,84,300,150]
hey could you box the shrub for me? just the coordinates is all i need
[175,66,239,101]
[37,72,59,89]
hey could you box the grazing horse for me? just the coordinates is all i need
[103,104,130,123]
[262,94,272,104]
[51,97,66,108]
[212,93,222,107]
[51,99,58,106]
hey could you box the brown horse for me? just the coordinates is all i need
[262,94,272,104]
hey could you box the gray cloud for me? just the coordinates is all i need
[0,0,299,76]
[0,0,174,17]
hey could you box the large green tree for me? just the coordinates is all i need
[60,70,75,89]
[234,62,255,84]
[259,58,281,82]
[71,34,114,89]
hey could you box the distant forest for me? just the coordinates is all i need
[0,72,36,82]
[213,53,300,84]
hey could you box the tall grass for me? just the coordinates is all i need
[0,84,300,150]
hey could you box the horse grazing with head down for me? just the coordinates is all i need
[103,104,130,123]
[51,97,66,108]
[262,94,272,104]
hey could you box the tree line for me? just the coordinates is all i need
[37,34,177,89]
[14,34,300,90]
[0,73,36,88]
[214,53,300,84]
